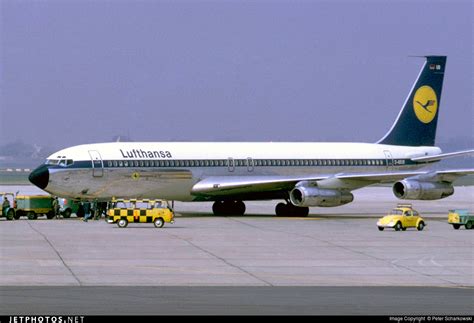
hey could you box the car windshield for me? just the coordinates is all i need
[390,209,404,215]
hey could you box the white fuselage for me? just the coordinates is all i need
[41,142,441,201]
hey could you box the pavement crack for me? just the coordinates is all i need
[165,230,274,286]
[26,222,82,286]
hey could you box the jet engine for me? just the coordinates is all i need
[290,186,354,207]
[393,179,454,200]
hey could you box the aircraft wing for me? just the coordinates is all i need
[191,169,474,197]
[191,175,330,196]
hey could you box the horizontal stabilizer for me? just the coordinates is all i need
[411,149,474,163]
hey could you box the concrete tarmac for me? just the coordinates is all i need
[0,186,473,314]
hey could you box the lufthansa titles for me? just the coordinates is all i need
[120,149,172,159]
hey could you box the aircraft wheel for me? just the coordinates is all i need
[212,201,225,216]
[275,203,287,217]
[378,227,384,231]
[234,201,246,216]
[452,224,460,230]
[297,207,309,217]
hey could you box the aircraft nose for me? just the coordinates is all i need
[29,165,49,189]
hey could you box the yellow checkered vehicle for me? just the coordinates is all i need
[107,199,174,228]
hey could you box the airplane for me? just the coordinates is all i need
[29,55,474,216]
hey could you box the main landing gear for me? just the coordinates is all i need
[275,202,309,217]
[212,200,246,216]
[211,200,309,217]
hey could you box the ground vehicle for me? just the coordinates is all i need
[13,195,55,219]
[377,204,426,231]
[107,199,175,228]
[59,198,83,218]
[0,192,16,220]
[448,209,474,230]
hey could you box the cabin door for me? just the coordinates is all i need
[88,150,104,177]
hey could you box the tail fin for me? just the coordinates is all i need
[378,56,446,146]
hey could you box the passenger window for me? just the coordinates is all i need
[124,161,129,167]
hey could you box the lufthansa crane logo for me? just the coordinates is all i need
[413,85,438,124]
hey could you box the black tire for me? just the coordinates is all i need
[465,221,473,230]
[296,207,309,217]
[417,222,425,231]
[6,209,14,221]
[13,210,21,220]
[76,205,84,218]
[212,201,224,216]
[154,217,164,228]
[452,224,460,230]
[378,227,384,231]
[46,211,55,219]
[235,201,246,216]
[117,219,128,228]
[27,211,36,220]
[63,209,72,219]
[275,203,287,217]
[394,222,402,231]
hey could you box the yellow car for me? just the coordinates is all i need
[107,199,174,228]
[377,204,426,231]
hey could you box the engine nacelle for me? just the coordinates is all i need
[290,186,354,207]
[393,180,454,200]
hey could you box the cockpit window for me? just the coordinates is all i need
[46,159,60,165]
[46,159,73,166]
[58,159,74,166]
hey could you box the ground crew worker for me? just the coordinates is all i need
[2,196,10,216]
[52,197,60,219]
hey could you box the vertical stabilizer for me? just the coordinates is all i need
[378,56,446,146]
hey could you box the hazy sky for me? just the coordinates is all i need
[1,0,472,149]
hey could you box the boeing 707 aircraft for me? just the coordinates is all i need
[29,56,473,216]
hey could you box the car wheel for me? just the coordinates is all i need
[394,222,402,231]
[378,227,384,231]
[154,217,164,228]
[63,209,71,219]
[27,212,36,220]
[452,224,460,230]
[465,221,473,230]
[417,222,425,231]
[117,219,128,228]
[6,209,14,221]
